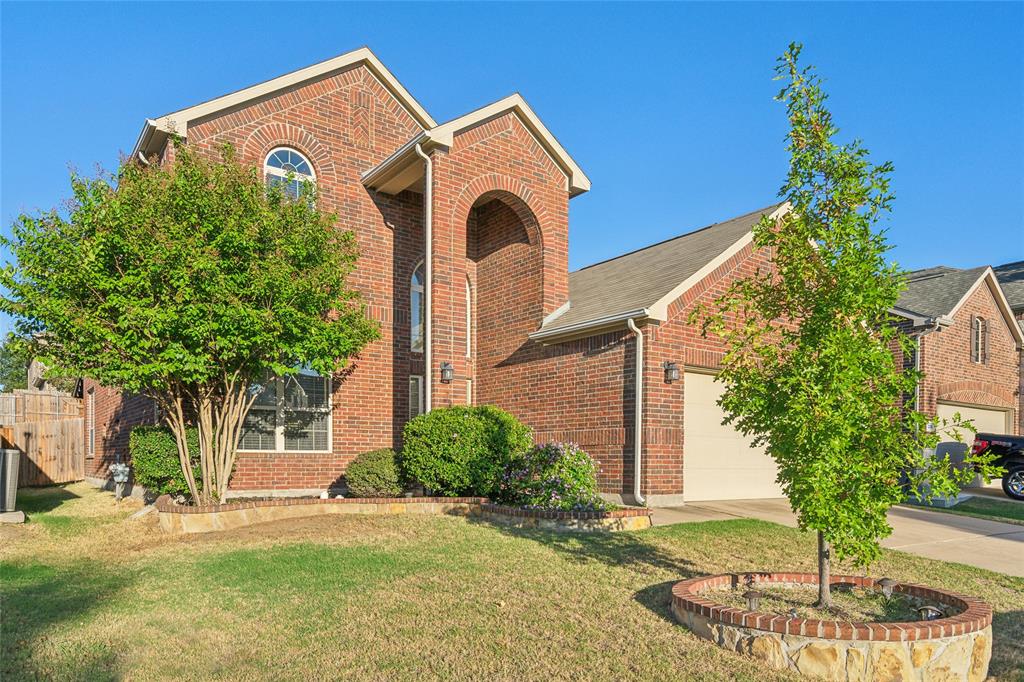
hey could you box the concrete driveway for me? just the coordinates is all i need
[652,498,1024,577]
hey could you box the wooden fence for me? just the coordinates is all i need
[1,419,85,487]
[0,390,82,426]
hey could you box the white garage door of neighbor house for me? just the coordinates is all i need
[936,402,1011,488]
[683,371,784,502]
[936,403,1011,439]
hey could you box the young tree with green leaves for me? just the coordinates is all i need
[0,335,30,391]
[2,144,379,504]
[694,44,998,607]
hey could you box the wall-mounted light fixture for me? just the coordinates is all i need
[439,362,454,384]
[663,361,680,384]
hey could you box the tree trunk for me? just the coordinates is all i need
[155,376,259,506]
[816,530,832,608]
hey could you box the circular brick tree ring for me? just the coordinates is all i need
[670,572,992,681]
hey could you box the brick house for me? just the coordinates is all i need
[893,266,1023,456]
[83,47,1023,504]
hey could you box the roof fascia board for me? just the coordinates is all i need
[429,94,590,196]
[645,203,790,321]
[150,47,436,138]
[529,308,650,344]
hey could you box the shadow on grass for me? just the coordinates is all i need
[633,579,683,625]
[15,485,80,515]
[990,609,1024,678]
[1,559,130,681]
[470,518,697,576]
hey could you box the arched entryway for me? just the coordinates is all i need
[464,190,544,408]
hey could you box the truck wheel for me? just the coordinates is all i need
[1003,465,1024,501]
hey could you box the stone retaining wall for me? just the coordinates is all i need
[155,496,652,534]
[671,572,992,681]
[479,503,652,532]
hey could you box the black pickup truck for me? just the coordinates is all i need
[971,433,1024,501]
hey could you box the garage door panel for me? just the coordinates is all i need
[936,402,1010,490]
[936,403,1010,436]
[684,372,784,502]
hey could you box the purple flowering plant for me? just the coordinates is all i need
[496,442,606,511]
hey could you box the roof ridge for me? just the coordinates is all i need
[572,202,781,274]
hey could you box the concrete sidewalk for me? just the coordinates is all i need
[652,499,1024,577]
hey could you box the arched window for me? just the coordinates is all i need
[465,276,473,358]
[264,147,315,199]
[411,262,425,352]
[971,316,988,364]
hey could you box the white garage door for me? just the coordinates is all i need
[936,403,1011,436]
[936,402,1011,488]
[683,371,784,501]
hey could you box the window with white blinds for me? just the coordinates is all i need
[409,376,424,420]
[240,371,331,452]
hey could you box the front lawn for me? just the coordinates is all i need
[919,495,1024,526]
[3,484,1023,681]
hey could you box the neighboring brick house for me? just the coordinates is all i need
[993,261,1024,323]
[993,260,1024,436]
[82,47,1023,504]
[893,266,1023,448]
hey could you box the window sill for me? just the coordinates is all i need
[236,449,334,455]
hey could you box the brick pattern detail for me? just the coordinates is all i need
[672,572,993,641]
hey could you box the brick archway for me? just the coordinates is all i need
[451,174,548,252]
[936,380,1016,410]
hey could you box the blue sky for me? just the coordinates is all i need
[2,2,1022,337]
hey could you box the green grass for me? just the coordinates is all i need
[2,483,1023,681]
[914,495,1024,526]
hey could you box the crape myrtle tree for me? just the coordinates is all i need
[693,44,998,607]
[1,143,379,505]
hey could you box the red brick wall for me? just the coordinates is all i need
[429,113,570,410]
[185,63,428,490]
[82,378,156,479]
[918,278,1020,434]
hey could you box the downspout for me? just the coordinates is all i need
[414,143,432,412]
[626,318,645,506]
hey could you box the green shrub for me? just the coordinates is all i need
[496,442,605,511]
[129,426,200,497]
[345,449,403,497]
[401,405,532,497]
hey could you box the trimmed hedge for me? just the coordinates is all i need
[401,405,532,497]
[496,442,605,511]
[345,449,403,497]
[129,425,200,497]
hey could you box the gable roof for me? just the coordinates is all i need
[362,93,590,197]
[133,47,435,158]
[897,265,1023,345]
[530,203,786,341]
[993,260,1024,314]
[897,266,989,320]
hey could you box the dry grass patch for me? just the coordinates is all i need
[2,484,1022,681]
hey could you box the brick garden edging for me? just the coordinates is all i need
[671,572,992,681]
[154,495,652,534]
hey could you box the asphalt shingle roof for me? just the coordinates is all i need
[993,260,1024,314]
[896,265,990,319]
[540,203,783,333]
